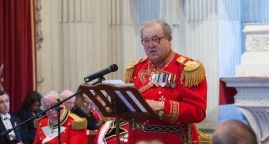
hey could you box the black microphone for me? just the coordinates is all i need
[84,64,118,83]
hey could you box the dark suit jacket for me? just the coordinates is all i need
[0,113,23,144]
[71,107,98,130]
[17,109,42,144]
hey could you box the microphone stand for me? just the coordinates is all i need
[0,90,82,144]
[55,99,62,144]
[111,97,121,144]
[91,76,120,144]
[92,76,105,85]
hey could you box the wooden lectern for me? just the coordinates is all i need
[79,83,160,144]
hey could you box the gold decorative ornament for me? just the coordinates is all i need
[69,113,87,130]
[177,57,205,88]
[34,118,41,128]
[124,57,147,83]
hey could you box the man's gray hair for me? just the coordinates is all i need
[59,89,74,101]
[41,91,59,104]
[140,20,173,41]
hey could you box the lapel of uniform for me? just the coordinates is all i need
[0,118,11,140]
[10,115,19,141]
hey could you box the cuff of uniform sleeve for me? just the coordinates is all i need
[163,100,179,123]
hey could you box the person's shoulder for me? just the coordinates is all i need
[71,107,86,117]
[17,109,31,118]
[10,113,21,121]
[69,112,87,130]
[176,54,206,87]
[124,57,147,83]
[126,57,147,69]
[33,115,48,128]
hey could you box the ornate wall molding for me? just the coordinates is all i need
[246,35,269,51]
[236,23,269,76]
[244,23,269,52]
[36,0,44,88]
[36,0,43,51]
[222,77,269,144]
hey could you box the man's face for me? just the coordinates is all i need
[43,96,62,120]
[0,94,9,114]
[31,101,41,112]
[64,97,75,110]
[141,23,171,64]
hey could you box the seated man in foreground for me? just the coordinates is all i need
[0,90,23,144]
[33,90,87,144]
[212,119,258,144]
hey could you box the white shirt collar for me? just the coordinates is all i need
[0,113,11,120]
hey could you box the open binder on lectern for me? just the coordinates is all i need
[78,82,160,120]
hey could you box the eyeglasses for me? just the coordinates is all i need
[43,104,53,110]
[65,101,75,105]
[141,36,165,46]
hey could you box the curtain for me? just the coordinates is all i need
[0,0,36,113]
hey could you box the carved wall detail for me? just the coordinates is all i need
[36,0,44,87]
[246,35,269,51]
[36,0,43,51]
[236,23,269,76]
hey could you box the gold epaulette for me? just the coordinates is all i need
[197,129,211,142]
[33,115,45,128]
[177,56,205,87]
[124,57,147,83]
[34,118,41,128]
[69,113,87,130]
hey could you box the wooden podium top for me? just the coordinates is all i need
[79,83,160,120]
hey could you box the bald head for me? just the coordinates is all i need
[212,120,257,144]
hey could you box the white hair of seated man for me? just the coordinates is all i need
[60,89,75,110]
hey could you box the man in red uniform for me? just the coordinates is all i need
[125,20,207,144]
[33,91,87,144]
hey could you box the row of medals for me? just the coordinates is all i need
[148,72,177,88]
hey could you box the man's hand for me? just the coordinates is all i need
[146,100,164,111]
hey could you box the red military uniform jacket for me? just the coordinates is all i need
[125,51,207,144]
[94,119,128,144]
[33,110,88,144]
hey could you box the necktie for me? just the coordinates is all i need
[1,113,16,140]
[1,113,11,120]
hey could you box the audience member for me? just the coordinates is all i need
[33,90,87,144]
[212,119,258,144]
[0,90,23,144]
[17,91,42,144]
[59,89,75,110]
[71,92,99,130]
